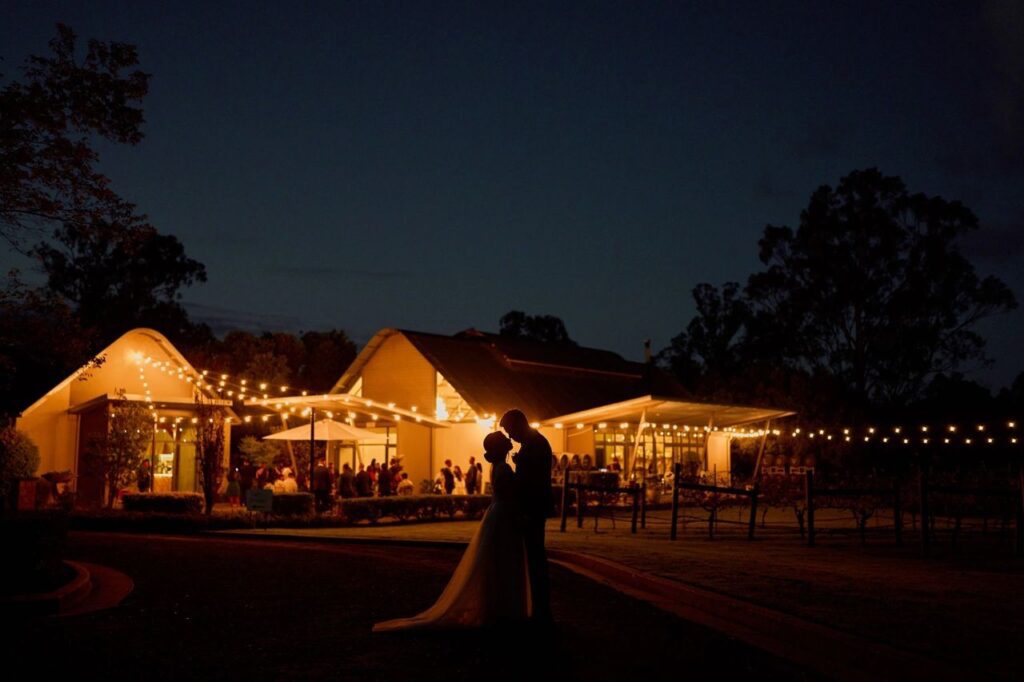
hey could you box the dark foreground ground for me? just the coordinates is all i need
[13,532,813,681]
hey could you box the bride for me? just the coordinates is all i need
[372,432,532,631]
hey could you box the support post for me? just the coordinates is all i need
[670,462,681,540]
[751,419,771,483]
[805,469,815,547]
[308,409,316,493]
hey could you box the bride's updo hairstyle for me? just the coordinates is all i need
[482,432,512,465]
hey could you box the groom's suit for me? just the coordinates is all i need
[513,428,553,621]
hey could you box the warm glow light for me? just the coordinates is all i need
[868,427,875,434]
[921,425,928,432]
[576,423,584,429]
[554,423,563,429]
[530,422,540,428]
[978,425,985,432]
[597,422,607,429]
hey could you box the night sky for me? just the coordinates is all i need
[3,2,1022,388]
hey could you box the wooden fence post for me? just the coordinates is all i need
[747,486,758,540]
[1016,459,1024,557]
[576,476,584,529]
[631,483,639,534]
[640,483,647,529]
[670,463,681,540]
[919,458,931,557]
[559,475,569,533]
[893,478,903,547]
[805,470,815,547]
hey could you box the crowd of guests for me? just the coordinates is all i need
[551,453,622,479]
[431,457,483,495]
[228,455,488,510]
[220,451,627,508]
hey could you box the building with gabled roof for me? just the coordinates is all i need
[283,327,793,489]
[16,328,234,506]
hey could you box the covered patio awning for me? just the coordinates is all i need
[244,393,450,428]
[541,394,795,429]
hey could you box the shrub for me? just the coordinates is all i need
[338,494,492,524]
[0,427,40,508]
[272,492,314,516]
[122,492,204,514]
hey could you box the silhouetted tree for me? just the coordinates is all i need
[188,329,357,394]
[499,310,576,345]
[32,218,206,344]
[194,393,226,516]
[0,272,102,417]
[1,24,149,249]
[1,24,210,397]
[661,169,1016,416]
[84,391,151,508]
[746,169,1015,409]
[658,282,748,391]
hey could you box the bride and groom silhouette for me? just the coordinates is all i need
[373,409,554,631]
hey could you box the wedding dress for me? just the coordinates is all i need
[372,462,532,631]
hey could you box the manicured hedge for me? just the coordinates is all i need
[340,494,491,524]
[122,492,204,514]
[271,493,314,516]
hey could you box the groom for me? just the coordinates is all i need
[500,408,554,625]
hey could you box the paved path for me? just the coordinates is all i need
[216,514,1020,679]
[13,532,810,681]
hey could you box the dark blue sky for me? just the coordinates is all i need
[3,1,1022,388]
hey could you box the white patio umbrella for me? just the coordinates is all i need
[264,418,386,443]
[264,418,388,478]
